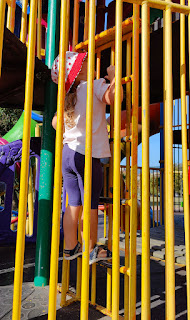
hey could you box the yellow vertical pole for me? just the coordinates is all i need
[165,2,175,319]
[129,4,139,320]
[106,44,115,312]
[48,0,67,318]
[80,0,96,319]
[37,0,42,60]
[84,0,89,41]
[124,36,131,320]
[7,0,16,33]
[26,218,29,235]
[96,51,101,80]
[112,0,122,318]
[12,0,38,318]
[66,260,70,291]
[0,0,6,77]
[120,170,124,233]
[180,2,190,317]
[60,253,69,307]
[20,0,28,43]
[72,0,79,50]
[76,208,82,298]
[141,2,150,318]
[28,166,34,236]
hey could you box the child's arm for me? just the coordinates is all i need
[52,112,65,132]
[102,65,123,105]
[52,113,57,130]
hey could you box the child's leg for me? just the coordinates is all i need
[81,209,110,260]
[63,205,81,250]
[81,208,98,250]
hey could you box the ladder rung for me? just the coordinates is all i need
[99,197,131,206]
[97,261,130,276]
[75,17,133,52]
[121,75,132,84]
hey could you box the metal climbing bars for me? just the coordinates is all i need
[0,0,190,319]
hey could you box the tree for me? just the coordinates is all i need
[0,108,22,137]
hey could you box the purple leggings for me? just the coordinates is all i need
[62,144,103,209]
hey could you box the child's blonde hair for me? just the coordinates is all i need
[64,86,77,129]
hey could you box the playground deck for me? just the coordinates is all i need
[0,213,187,320]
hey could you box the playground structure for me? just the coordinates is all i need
[0,1,190,320]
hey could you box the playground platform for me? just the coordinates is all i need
[0,213,187,320]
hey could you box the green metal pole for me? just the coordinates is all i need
[34,0,60,286]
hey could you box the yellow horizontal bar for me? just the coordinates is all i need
[119,266,130,275]
[94,32,132,54]
[121,199,132,206]
[95,304,124,320]
[123,0,190,14]
[6,0,12,6]
[121,75,132,84]
[75,17,133,51]
[125,135,132,142]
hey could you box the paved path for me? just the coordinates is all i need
[0,214,187,319]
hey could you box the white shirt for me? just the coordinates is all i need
[63,78,111,158]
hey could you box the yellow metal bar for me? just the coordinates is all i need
[67,260,70,291]
[124,36,131,320]
[28,166,34,236]
[84,0,89,41]
[6,0,16,32]
[129,4,139,320]
[20,0,28,43]
[60,250,69,307]
[140,168,142,229]
[165,3,175,319]
[96,51,101,80]
[141,2,150,318]
[37,0,42,60]
[72,0,80,50]
[106,45,115,312]
[12,0,38,318]
[122,76,132,84]
[76,208,82,299]
[76,18,133,52]
[26,218,29,235]
[180,2,190,317]
[48,0,67,318]
[0,0,6,77]
[123,0,190,14]
[120,171,124,233]
[112,0,122,318]
[80,0,96,319]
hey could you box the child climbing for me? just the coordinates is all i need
[51,51,123,264]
